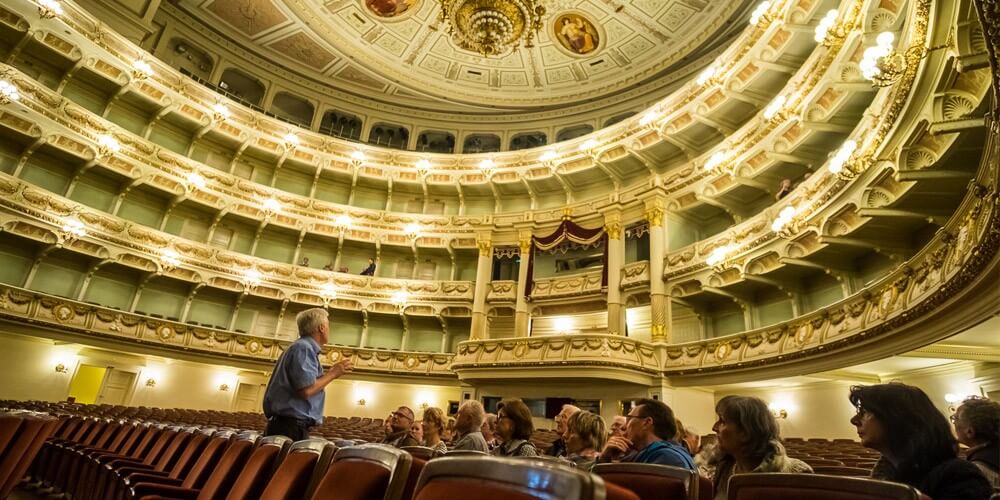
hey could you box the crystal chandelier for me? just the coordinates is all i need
[437,0,545,56]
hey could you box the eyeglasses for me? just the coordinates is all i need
[391,411,412,421]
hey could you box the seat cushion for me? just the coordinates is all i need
[311,460,390,500]
[600,472,687,500]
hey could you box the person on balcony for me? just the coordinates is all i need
[701,396,811,500]
[492,399,538,457]
[952,396,999,488]
[263,308,352,440]
[450,400,489,452]
[360,258,376,276]
[381,406,420,448]
[598,398,695,470]
[850,383,992,500]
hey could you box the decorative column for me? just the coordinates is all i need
[604,214,625,335]
[514,236,532,337]
[469,238,492,340]
[646,199,669,343]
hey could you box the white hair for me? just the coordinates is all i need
[296,308,328,337]
[459,400,486,429]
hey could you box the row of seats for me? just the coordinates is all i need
[3,405,941,500]
[0,411,59,499]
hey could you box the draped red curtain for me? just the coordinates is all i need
[524,220,607,298]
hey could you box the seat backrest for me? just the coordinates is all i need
[141,428,179,465]
[196,437,257,500]
[165,431,211,479]
[178,434,232,489]
[400,446,438,461]
[310,444,412,500]
[698,475,713,500]
[593,463,697,500]
[0,415,59,498]
[413,456,605,500]
[259,439,334,500]
[400,457,425,500]
[810,466,871,477]
[727,473,924,500]
[0,415,23,460]
[151,430,194,472]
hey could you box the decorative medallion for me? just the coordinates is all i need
[405,357,417,369]
[53,304,74,322]
[156,325,174,341]
[328,350,341,363]
[247,339,262,354]
[714,342,732,362]
[513,342,528,358]
[552,12,600,56]
[364,0,419,19]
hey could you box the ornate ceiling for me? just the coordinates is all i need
[172,0,754,113]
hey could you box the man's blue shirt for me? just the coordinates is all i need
[628,440,696,470]
[263,336,324,425]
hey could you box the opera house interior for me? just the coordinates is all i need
[0,0,998,497]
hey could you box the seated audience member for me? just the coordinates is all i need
[565,411,607,471]
[482,413,499,450]
[609,415,627,438]
[360,258,376,276]
[675,418,693,455]
[493,399,538,457]
[850,383,992,500]
[953,397,999,488]
[598,398,695,470]
[422,407,450,455]
[411,421,424,444]
[323,262,333,271]
[547,404,581,457]
[381,406,420,448]
[775,178,793,200]
[702,395,811,500]
[300,256,310,267]
[338,266,349,273]
[451,400,489,452]
[443,416,457,443]
[683,425,702,456]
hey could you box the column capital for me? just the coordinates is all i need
[645,207,664,227]
[604,222,623,240]
[477,239,492,256]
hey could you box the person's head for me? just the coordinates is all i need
[683,425,702,455]
[561,18,570,26]
[422,407,446,439]
[780,178,792,189]
[496,399,534,442]
[952,397,999,448]
[625,399,677,447]
[444,416,456,440]
[296,308,329,344]
[482,413,498,440]
[609,415,627,438]
[565,411,607,454]
[849,383,957,483]
[389,406,415,433]
[368,258,375,265]
[674,418,687,442]
[712,396,779,461]
[456,400,485,434]
[554,404,581,434]
[410,421,423,442]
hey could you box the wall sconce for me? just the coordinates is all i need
[392,291,409,307]
[218,383,230,392]
[242,268,262,291]
[160,248,181,271]
[706,244,736,270]
[696,65,720,86]
[420,402,429,411]
[145,378,157,387]
[554,316,573,335]
[61,217,88,242]
[283,133,300,150]
[357,398,366,406]
[36,0,63,18]
[320,283,337,305]
[749,0,773,26]
[0,80,20,105]
[404,223,420,240]
[262,198,281,217]
[186,172,206,190]
[54,363,69,374]
[96,134,121,159]
[350,150,367,166]
[131,60,154,81]
[768,402,790,419]
[538,151,558,164]
[578,139,599,153]
[861,32,905,88]
[771,205,798,233]
[211,103,230,123]
[415,159,431,177]
[334,214,351,233]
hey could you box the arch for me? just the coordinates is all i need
[271,92,315,127]
[320,110,363,140]
[168,38,214,81]
[462,134,501,154]
[604,112,636,127]
[368,122,410,150]
[509,132,547,151]
[417,130,456,153]
[556,124,594,142]
[219,68,266,107]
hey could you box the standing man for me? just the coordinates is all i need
[263,308,352,440]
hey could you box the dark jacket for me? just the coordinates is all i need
[381,430,419,448]
[966,441,999,489]
[873,457,993,500]
[546,438,567,457]
[360,263,376,276]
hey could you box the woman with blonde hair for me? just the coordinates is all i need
[421,407,449,455]
[564,411,606,470]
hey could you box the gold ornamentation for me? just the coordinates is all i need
[477,239,492,256]
[651,323,666,340]
[437,0,545,57]
[604,222,622,240]
[645,207,664,227]
[156,324,174,340]
[53,304,74,322]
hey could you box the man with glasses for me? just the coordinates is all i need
[598,398,695,470]
[381,406,420,448]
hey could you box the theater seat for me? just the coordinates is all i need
[727,473,926,500]
[593,463,698,500]
[400,446,439,461]
[0,412,59,498]
[309,444,411,500]
[212,435,291,500]
[126,430,237,499]
[810,466,871,477]
[413,456,608,500]
[259,439,335,500]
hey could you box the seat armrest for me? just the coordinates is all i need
[124,471,175,487]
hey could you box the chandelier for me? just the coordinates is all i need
[437,0,545,56]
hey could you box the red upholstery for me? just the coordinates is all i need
[598,472,687,500]
[310,459,391,500]
[127,434,230,499]
[728,473,925,500]
[697,475,712,500]
[225,443,283,500]
[414,479,541,500]
[0,415,58,498]
[400,457,425,500]
[604,482,641,500]
[259,450,320,500]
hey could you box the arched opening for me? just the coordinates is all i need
[319,110,363,140]
[416,131,456,153]
[367,123,410,149]
[168,38,214,82]
[271,92,314,127]
[509,132,547,151]
[219,68,266,107]
[556,124,594,142]
[462,134,501,154]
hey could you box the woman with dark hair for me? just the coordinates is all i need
[701,395,811,500]
[492,399,538,457]
[849,383,992,499]
[952,397,999,488]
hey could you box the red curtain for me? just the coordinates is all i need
[524,220,607,298]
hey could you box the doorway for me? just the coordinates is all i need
[67,364,106,404]
[234,382,266,413]
[96,368,137,405]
